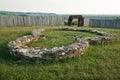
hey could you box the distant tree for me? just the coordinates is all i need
[114,17,120,20]
[64,20,78,26]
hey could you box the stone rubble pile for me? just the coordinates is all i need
[57,28,117,45]
[8,28,117,60]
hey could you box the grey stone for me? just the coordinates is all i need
[8,28,117,61]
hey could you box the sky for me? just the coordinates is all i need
[0,0,120,14]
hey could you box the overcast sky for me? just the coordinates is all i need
[0,0,120,14]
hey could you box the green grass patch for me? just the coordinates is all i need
[27,29,98,48]
[0,26,120,80]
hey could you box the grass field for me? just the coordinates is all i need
[0,26,120,80]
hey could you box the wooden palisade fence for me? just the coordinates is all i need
[84,19,120,28]
[0,16,64,27]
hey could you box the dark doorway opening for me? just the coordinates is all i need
[68,15,84,27]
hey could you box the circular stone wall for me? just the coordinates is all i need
[8,28,117,60]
